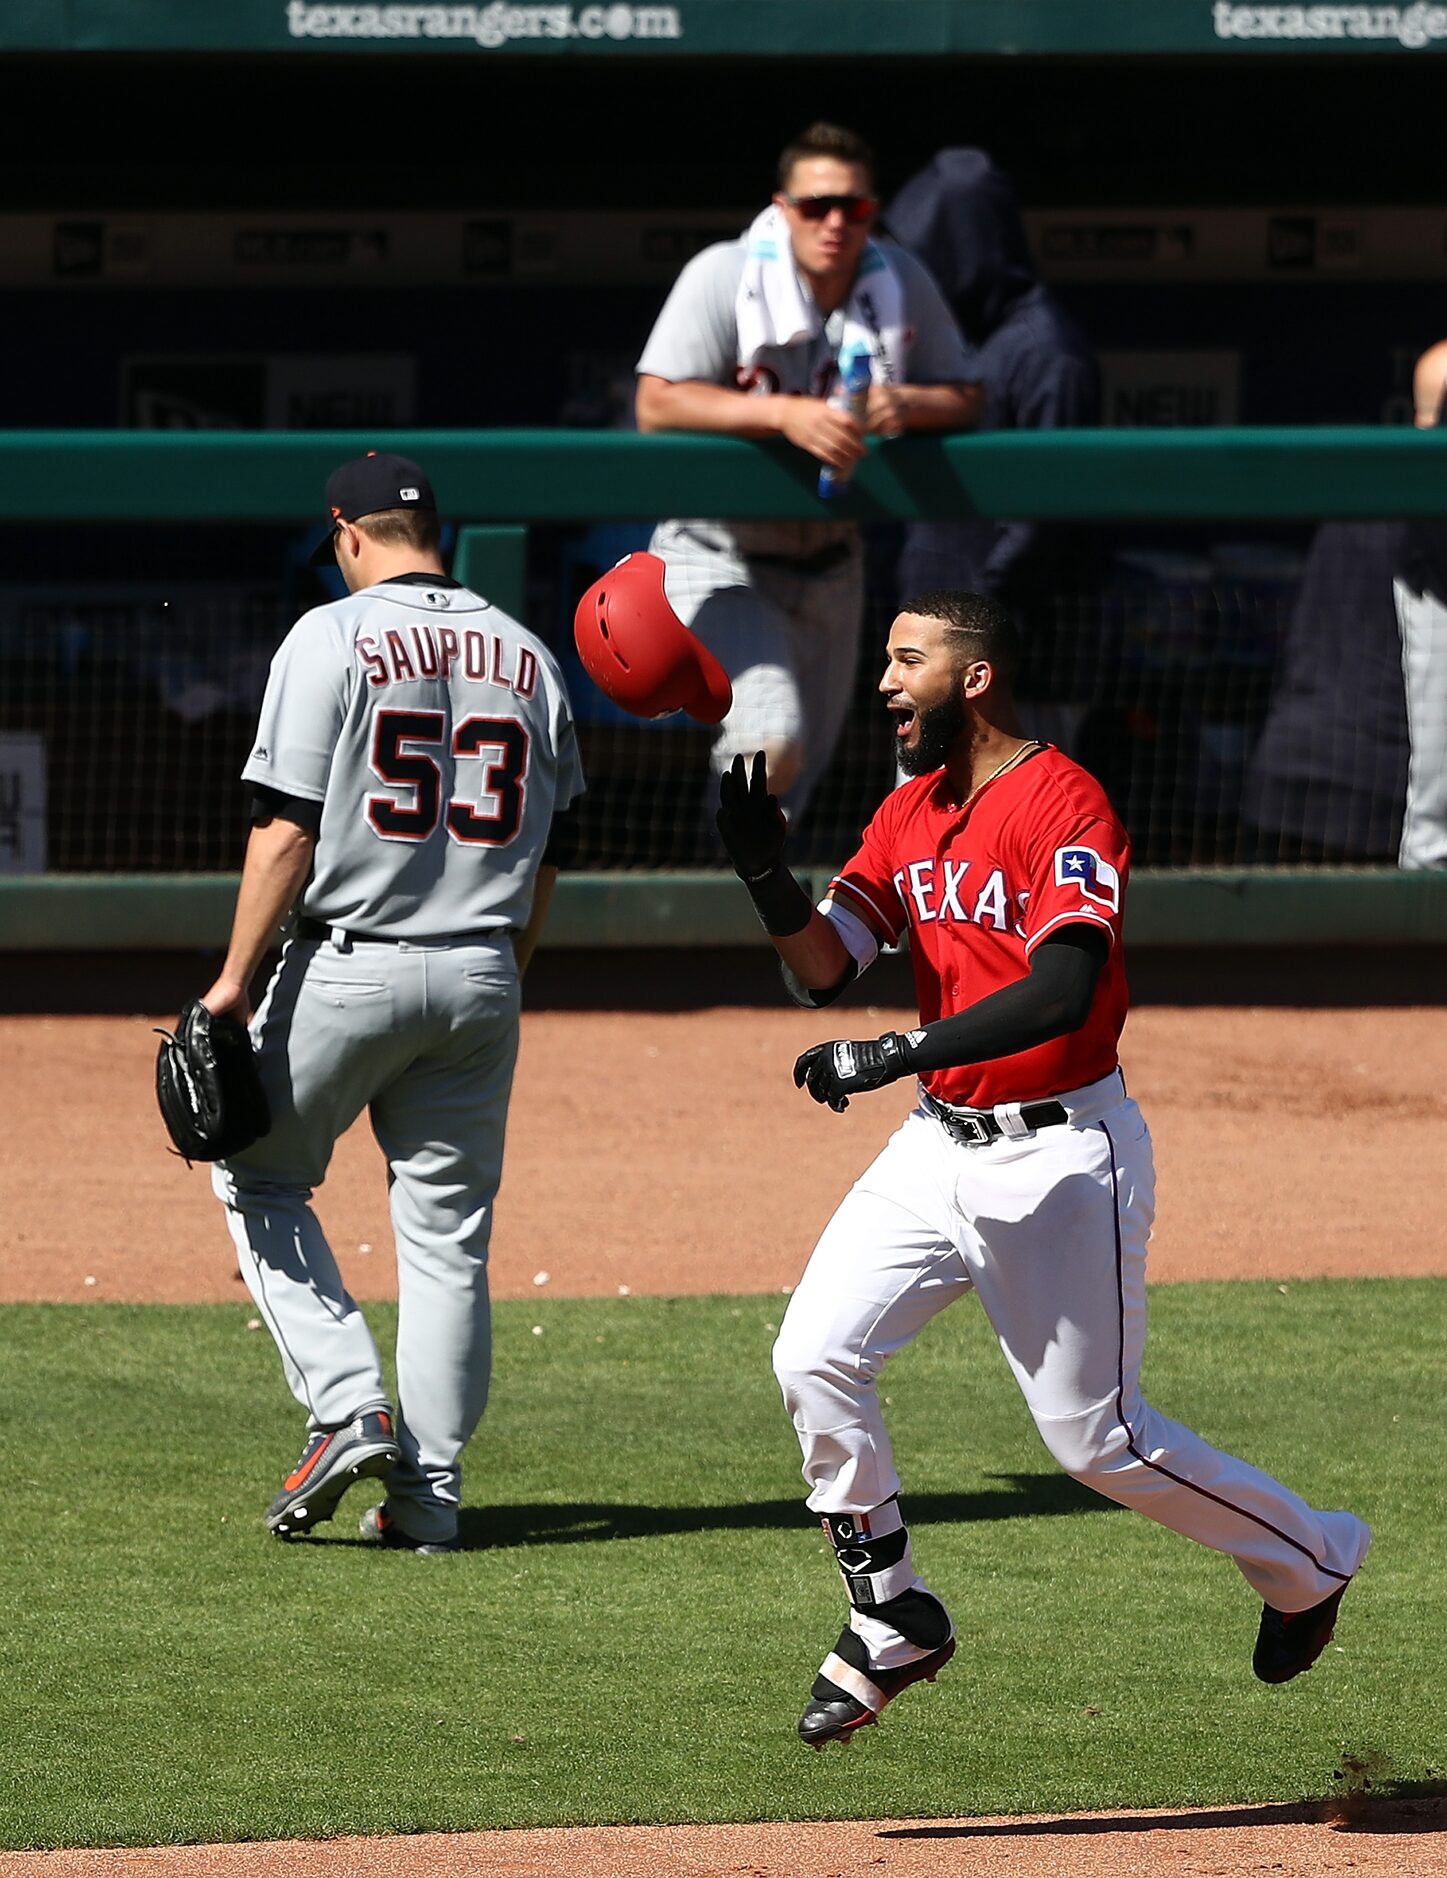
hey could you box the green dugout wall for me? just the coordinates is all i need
[4,427,1447,526]
[1,425,1445,951]
[2,869,1445,952]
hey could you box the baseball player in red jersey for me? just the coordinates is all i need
[715,589,1372,1750]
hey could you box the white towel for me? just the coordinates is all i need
[735,204,908,385]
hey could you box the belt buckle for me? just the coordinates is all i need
[951,1112,993,1146]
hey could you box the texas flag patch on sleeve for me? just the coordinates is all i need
[1054,845,1120,912]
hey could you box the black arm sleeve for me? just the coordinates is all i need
[248,783,322,836]
[780,956,859,1009]
[900,925,1109,1075]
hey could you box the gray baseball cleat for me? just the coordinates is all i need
[265,1409,400,1539]
[1253,1582,1350,1684]
[799,1623,956,1749]
[358,1502,459,1556]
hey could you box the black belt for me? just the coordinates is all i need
[297,916,499,946]
[920,1087,1069,1146]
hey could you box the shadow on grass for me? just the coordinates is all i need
[446,1472,1117,1550]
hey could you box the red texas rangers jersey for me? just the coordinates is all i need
[828,746,1130,1109]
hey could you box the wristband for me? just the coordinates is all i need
[876,1031,915,1081]
[739,862,813,938]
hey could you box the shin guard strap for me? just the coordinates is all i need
[838,1549,917,1608]
[819,1500,904,1547]
[818,1650,886,1715]
[820,1505,915,1610]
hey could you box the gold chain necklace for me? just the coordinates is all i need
[960,739,1043,807]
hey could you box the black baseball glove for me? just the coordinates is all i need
[155,998,271,1164]
[794,1033,913,1113]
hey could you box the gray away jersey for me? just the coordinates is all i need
[636,236,973,398]
[636,236,974,561]
[244,581,584,939]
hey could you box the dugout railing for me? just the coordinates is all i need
[1,426,1445,951]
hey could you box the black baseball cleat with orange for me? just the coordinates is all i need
[265,1409,401,1539]
[1253,1582,1350,1684]
[798,1621,956,1749]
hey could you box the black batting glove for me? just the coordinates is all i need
[716,750,787,882]
[793,1032,913,1112]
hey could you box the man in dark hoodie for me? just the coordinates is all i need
[887,150,1100,700]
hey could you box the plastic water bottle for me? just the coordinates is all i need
[817,350,873,500]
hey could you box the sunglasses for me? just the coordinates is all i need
[784,193,877,225]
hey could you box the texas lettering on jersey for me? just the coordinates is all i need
[829,747,1131,1109]
[890,842,1121,938]
[892,856,1025,934]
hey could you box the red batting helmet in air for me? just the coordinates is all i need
[573,552,733,724]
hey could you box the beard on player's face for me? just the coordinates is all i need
[896,686,968,775]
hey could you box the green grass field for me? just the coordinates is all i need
[2,1280,1443,1850]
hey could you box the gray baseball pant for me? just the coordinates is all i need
[212,932,520,1546]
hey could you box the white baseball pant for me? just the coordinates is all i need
[773,1072,1371,1664]
[1394,576,1447,869]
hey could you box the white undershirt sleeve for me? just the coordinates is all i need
[818,895,880,974]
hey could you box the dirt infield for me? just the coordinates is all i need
[3,1003,1445,1305]
[3,1800,1446,1877]
[3,997,1444,1875]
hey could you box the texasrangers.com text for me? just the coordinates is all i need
[1212,1,1447,42]
[286,1,682,43]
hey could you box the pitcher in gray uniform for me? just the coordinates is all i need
[635,121,979,824]
[200,452,583,1554]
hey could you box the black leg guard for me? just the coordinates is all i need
[818,1505,951,1643]
[820,1505,916,1611]
[868,1586,953,1652]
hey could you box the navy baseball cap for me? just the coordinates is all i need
[308,451,437,565]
